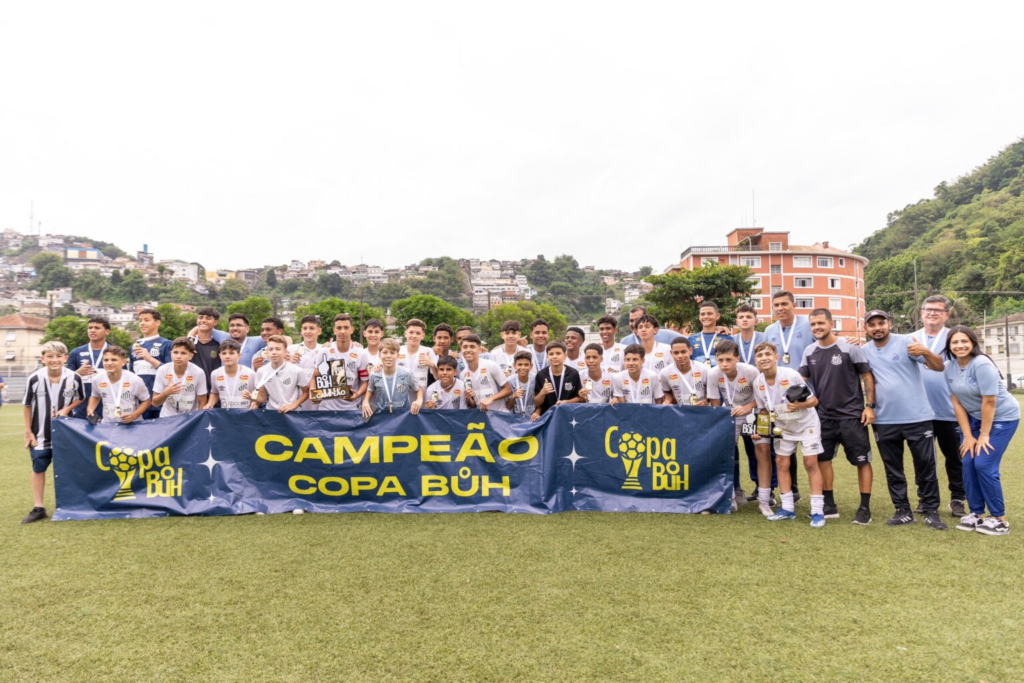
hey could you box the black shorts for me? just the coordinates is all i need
[30,447,53,473]
[820,419,872,466]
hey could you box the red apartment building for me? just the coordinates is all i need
[665,228,869,336]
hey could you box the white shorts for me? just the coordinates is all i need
[774,430,824,457]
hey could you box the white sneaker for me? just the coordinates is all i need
[734,488,748,506]
[730,499,738,513]
[759,501,773,517]
[976,517,1009,536]
[956,513,981,532]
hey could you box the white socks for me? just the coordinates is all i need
[810,495,824,516]
[781,492,795,513]
[758,488,771,504]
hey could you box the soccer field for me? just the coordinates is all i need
[2,406,1021,682]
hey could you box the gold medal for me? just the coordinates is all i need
[783,353,790,364]
[772,424,783,437]
[689,394,699,406]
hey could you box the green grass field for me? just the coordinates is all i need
[2,406,1022,682]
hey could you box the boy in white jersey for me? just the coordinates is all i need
[596,315,626,372]
[21,342,85,524]
[578,343,615,404]
[660,337,710,406]
[506,351,537,417]
[752,341,826,527]
[398,318,438,390]
[491,320,523,376]
[460,334,512,412]
[563,327,589,376]
[706,341,760,513]
[152,337,209,417]
[425,355,466,409]
[87,346,152,424]
[288,315,323,411]
[251,335,309,413]
[611,344,664,404]
[204,339,255,409]
[312,313,370,412]
[635,314,673,374]
[362,318,385,374]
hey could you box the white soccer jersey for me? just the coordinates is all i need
[398,345,438,388]
[256,362,308,411]
[602,343,626,372]
[153,362,209,417]
[313,342,370,412]
[23,368,85,448]
[209,365,256,409]
[364,348,383,375]
[753,367,820,436]
[583,368,615,404]
[461,359,510,412]
[642,342,673,373]
[489,345,522,377]
[564,353,589,377]
[92,370,150,421]
[611,369,664,404]
[288,342,323,410]
[425,379,466,409]
[706,363,760,427]
[660,362,711,405]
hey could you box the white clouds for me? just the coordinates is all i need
[1,1,1021,271]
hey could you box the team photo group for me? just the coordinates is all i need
[21,290,1017,536]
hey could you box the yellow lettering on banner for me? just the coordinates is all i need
[422,475,449,496]
[663,439,677,461]
[498,436,538,462]
[95,441,111,471]
[257,435,293,462]
[421,434,452,462]
[645,437,661,469]
[383,436,417,463]
[318,476,349,496]
[681,463,689,490]
[452,467,479,496]
[295,438,331,464]
[350,477,377,496]
[652,461,684,491]
[482,476,511,497]
[289,475,317,494]
[154,446,170,468]
[456,424,494,462]
[377,476,406,496]
[334,436,379,464]
[604,426,619,458]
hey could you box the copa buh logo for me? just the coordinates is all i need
[94,441,182,500]
[604,426,687,492]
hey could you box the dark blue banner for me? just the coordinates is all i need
[51,405,735,520]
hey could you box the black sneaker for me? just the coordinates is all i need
[21,507,48,524]
[852,507,872,525]
[949,499,967,518]
[886,510,916,526]
[923,512,948,531]
[823,503,840,519]
[746,489,759,502]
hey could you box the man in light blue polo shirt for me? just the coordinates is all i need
[912,295,966,517]
[762,291,813,499]
[864,309,947,530]
[619,305,683,346]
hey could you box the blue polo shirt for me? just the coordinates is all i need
[735,331,765,366]
[129,336,171,399]
[208,330,265,368]
[865,333,934,425]
[687,331,735,365]
[67,342,109,418]
[913,326,956,422]
[944,355,1020,423]
[763,316,813,372]
[621,329,683,346]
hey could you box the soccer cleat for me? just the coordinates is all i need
[823,502,840,519]
[852,507,872,526]
[759,501,773,517]
[949,499,967,518]
[767,509,796,521]
[21,507,47,524]
[923,512,948,531]
[746,489,759,502]
[956,513,981,532]
[975,518,1010,536]
[886,510,916,526]
[809,513,826,528]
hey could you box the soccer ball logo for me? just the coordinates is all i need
[108,447,140,500]
[618,432,646,459]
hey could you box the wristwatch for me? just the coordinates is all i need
[866,402,876,409]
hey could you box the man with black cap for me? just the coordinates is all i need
[863,309,947,529]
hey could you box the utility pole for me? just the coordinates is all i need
[912,258,919,323]
[1005,303,1012,389]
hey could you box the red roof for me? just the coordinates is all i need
[0,314,49,331]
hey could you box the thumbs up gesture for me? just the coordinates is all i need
[906,335,927,357]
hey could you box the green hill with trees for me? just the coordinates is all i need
[856,138,1024,323]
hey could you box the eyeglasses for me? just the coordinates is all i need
[921,308,947,315]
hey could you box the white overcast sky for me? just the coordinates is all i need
[2,2,1022,273]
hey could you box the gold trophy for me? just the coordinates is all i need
[336,368,351,400]
[611,431,646,491]
[108,447,140,500]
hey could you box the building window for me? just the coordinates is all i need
[1011,326,1019,335]
[998,345,1005,355]
[794,277,813,288]
[838,258,845,267]
[771,286,782,295]
[833,318,843,331]
[828,277,841,289]
[4,351,14,361]
[701,257,718,267]
[747,298,763,310]
[793,256,812,268]
[829,298,842,309]
[770,264,781,274]
[729,255,738,265]
[795,297,814,309]
[1012,344,1021,355]
[817,257,834,268]
[740,256,761,268]
[748,276,761,289]
[769,242,782,252]
[986,328,993,337]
